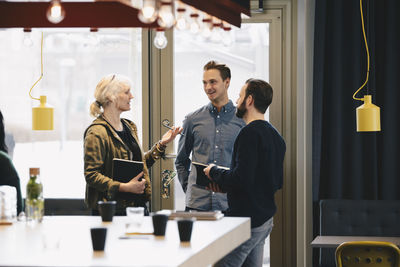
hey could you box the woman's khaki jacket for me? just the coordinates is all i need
[84,116,165,211]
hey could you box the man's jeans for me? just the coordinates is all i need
[214,217,274,267]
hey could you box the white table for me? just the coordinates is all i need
[311,236,400,248]
[0,216,250,267]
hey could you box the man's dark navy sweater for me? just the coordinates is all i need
[210,120,286,228]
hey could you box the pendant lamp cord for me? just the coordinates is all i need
[29,32,43,101]
[353,0,370,101]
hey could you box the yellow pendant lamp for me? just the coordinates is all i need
[354,0,381,132]
[30,32,54,131]
[356,95,380,132]
[32,95,54,130]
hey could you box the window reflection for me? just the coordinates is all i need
[173,22,271,266]
[174,23,270,141]
[0,28,142,198]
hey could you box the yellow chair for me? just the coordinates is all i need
[336,241,400,267]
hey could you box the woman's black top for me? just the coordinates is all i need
[116,121,142,162]
[115,120,147,211]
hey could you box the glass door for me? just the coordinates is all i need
[173,22,273,208]
[170,10,283,267]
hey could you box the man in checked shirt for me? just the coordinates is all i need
[175,60,245,212]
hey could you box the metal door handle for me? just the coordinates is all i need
[163,153,176,159]
[161,170,176,199]
[162,119,184,136]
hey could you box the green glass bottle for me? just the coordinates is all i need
[26,167,44,223]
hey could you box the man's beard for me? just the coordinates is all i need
[235,101,247,118]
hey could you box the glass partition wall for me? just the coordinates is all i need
[173,22,271,210]
[0,28,142,198]
[173,22,272,266]
[171,12,283,267]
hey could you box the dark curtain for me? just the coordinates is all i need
[313,0,400,265]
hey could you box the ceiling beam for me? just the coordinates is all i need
[0,0,249,29]
[0,1,157,28]
[181,0,249,28]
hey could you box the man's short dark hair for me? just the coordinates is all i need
[245,78,273,114]
[203,61,231,81]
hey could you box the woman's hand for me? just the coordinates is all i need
[119,171,146,194]
[160,126,183,145]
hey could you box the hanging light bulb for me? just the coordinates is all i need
[210,20,223,43]
[189,12,200,34]
[138,0,158,24]
[157,1,175,29]
[175,6,187,30]
[23,28,33,47]
[46,0,66,24]
[154,28,168,49]
[222,23,233,46]
[201,16,212,39]
[88,28,100,47]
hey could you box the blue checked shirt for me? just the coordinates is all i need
[175,100,245,211]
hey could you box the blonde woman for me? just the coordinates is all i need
[84,74,182,215]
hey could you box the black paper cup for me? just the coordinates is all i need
[90,227,107,251]
[177,217,195,242]
[97,201,116,222]
[151,213,169,236]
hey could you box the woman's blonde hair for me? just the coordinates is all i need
[90,74,132,117]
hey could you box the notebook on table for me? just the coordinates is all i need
[168,210,224,221]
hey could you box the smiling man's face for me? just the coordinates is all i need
[202,69,229,105]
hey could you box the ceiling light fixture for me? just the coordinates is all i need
[189,12,200,34]
[201,16,212,39]
[23,28,33,47]
[157,1,175,28]
[210,19,223,43]
[222,23,233,46]
[153,28,168,49]
[46,0,66,24]
[138,0,158,24]
[137,0,238,49]
[175,5,187,30]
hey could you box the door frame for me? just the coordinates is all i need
[142,28,176,211]
[142,1,295,265]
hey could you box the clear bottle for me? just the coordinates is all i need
[25,167,44,223]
